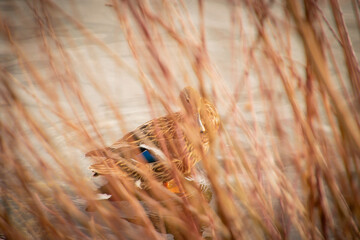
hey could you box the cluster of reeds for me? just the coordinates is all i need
[1,0,359,239]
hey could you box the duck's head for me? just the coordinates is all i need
[180,86,206,133]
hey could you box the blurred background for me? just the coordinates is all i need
[1,0,359,239]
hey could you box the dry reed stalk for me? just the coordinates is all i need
[0,0,359,239]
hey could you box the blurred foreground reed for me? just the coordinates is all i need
[0,0,359,239]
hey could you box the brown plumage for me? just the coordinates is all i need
[86,86,220,188]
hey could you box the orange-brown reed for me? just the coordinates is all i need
[0,0,359,239]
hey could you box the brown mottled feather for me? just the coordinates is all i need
[86,87,220,187]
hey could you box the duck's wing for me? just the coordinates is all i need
[89,154,153,177]
[85,127,159,162]
[110,113,183,162]
[89,158,127,176]
[85,147,111,158]
[88,144,174,181]
[87,114,182,178]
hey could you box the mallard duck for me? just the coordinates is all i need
[86,86,220,190]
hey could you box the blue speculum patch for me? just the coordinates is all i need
[140,149,157,163]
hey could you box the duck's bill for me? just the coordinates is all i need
[197,114,206,133]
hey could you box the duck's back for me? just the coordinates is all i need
[87,112,195,180]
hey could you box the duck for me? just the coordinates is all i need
[86,86,220,191]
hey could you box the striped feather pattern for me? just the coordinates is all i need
[86,87,220,187]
